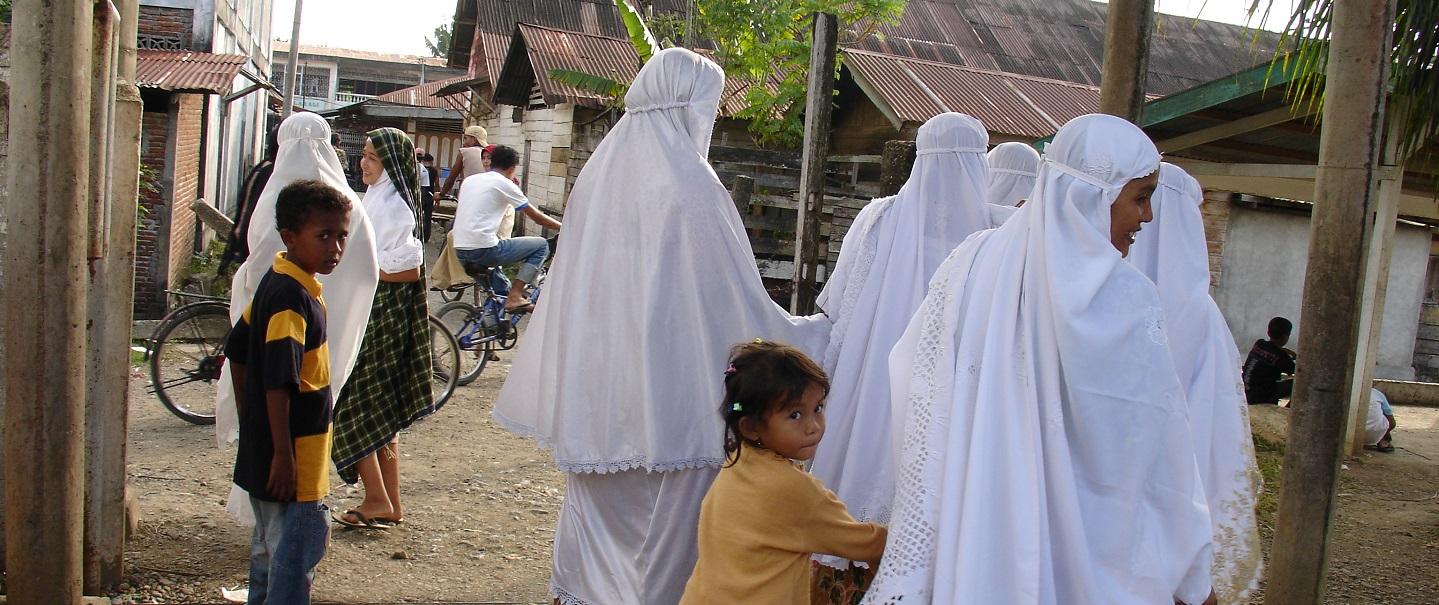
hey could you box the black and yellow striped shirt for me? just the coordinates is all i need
[225,252,333,502]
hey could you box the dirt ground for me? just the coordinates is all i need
[117,365,1439,604]
[120,353,565,604]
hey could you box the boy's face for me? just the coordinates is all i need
[280,209,350,275]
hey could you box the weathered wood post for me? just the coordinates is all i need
[1266,1,1398,602]
[85,0,141,590]
[790,12,838,315]
[4,0,94,601]
[879,140,916,196]
[731,174,754,215]
[1098,0,1154,122]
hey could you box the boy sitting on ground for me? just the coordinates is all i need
[1243,316,1298,405]
[225,180,351,604]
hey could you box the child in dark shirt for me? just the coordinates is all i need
[225,180,351,604]
[1243,316,1297,404]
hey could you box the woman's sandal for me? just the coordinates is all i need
[332,509,391,530]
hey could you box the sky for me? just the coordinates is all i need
[269,0,1303,58]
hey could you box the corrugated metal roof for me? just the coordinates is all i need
[135,50,249,94]
[495,24,762,116]
[843,48,1109,139]
[375,75,474,109]
[516,23,641,107]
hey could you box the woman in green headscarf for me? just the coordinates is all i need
[331,127,434,528]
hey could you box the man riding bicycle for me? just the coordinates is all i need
[451,144,562,313]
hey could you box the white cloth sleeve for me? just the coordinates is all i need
[378,233,424,274]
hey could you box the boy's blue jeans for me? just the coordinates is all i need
[248,499,329,605]
[456,236,550,293]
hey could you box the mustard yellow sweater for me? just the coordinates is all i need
[681,445,887,604]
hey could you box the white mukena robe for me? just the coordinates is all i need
[864,114,1215,605]
[984,141,1041,227]
[493,48,828,604]
[1129,162,1262,603]
[810,113,991,561]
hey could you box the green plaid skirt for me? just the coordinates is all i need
[332,280,435,484]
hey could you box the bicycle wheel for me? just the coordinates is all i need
[148,302,231,425]
[428,314,461,409]
[436,300,493,385]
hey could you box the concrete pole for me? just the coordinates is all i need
[1098,0,1154,123]
[790,12,838,315]
[1342,105,1408,455]
[1265,1,1397,602]
[3,0,94,601]
[84,0,141,591]
[281,0,303,117]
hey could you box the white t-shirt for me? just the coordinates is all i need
[454,171,528,249]
[418,163,431,188]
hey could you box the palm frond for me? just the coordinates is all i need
[548,69,628,103]
[614,0,661,63]
[1253,0,1439,160]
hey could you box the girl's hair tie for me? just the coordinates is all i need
[730,402,743,412]
[723,364,737,376]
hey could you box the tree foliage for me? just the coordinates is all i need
[425,23,452,58]
[695,0,905,147]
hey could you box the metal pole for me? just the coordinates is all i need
[1098,0,1154,122]
[4,0,94,600]
[281,0,303,117]
[790,12,838,315]
[1265,0,1398,602]
[84,0,142,590]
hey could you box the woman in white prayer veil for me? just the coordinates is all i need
[1128,163,1262,604]
[984,141,1041,227]
[864,114,1216,605]
[809,113,990,577]
[216,111,379,524]
[493,47,828,604]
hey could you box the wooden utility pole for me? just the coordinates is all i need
[791,12,838,315]
[4,0,94,601]
[281,0,304,117]
[1266,1,1398,602]
[85,0,141,590]
[1098,0,1154,123]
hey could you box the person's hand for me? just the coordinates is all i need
[268,451,297,501]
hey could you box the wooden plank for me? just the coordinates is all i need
[1157,105,1318,153]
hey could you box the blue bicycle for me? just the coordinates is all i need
[434,266,544,385]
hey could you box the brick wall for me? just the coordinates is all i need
[133,92,204,319]
[135,106,171,319]
[138,6,193,50]
[1201,189,1234,291]
[166,93,203,292]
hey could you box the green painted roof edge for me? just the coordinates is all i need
[1030,60,1302,149]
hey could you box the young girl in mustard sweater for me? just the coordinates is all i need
[681,341,887,604]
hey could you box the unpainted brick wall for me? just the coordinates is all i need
[135,108,171,318]
[138,6,193,48]
[166,93,203,293]
[1201,189,1234,291]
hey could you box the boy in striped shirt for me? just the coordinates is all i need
[226,180,350,604]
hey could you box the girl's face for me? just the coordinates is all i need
[481,150,492,171]
[360,140,383,186]
[740,383,826,461]
[1109,171,1158,257]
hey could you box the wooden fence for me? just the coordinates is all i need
[712,143,918,306]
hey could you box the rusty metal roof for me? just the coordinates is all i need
[847,0,1281,97]
[453,0,1279,99]
[375,75,474,109]
[494,24,760,115]
[843,48,1111,139]
[135,50,249,94]
[507,23,641,107]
